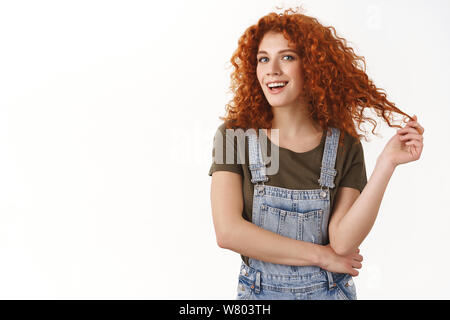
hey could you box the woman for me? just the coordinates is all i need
[208,8,424,300]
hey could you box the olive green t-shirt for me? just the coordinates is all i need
[208,122,368,266]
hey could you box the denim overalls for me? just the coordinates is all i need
[236,127,357,300]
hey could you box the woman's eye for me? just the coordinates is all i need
[258,55,294,63]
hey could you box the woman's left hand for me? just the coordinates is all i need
[379,115,424,167]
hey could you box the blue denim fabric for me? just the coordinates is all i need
[236,127,357,300]
[236,260,356,300]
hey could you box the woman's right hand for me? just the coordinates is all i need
[319,244,363,276]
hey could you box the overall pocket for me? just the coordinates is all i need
[259,204,323,244]
[236,276,253,300]
[335,274,357,300]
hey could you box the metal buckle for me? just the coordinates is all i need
[320,185,329,199]
[256,181,265,195]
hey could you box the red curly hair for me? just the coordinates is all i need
[220,7,413,146]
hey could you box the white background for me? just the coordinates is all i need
[0,0,449,299]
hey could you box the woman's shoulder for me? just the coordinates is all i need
[215,120,241,134]
[335,128,363,156]
[338,128,362,145]
[339,131,365,165]
[215,121,254,142]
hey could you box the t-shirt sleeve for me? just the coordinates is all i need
[339,139,367,193]
[208,123,244,177]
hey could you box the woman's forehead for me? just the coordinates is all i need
[258,32,297,52]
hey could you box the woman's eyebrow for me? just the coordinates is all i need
[257,49,298,55]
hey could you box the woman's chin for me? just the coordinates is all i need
[266,100,291,108]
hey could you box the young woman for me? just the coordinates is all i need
[209,8,424,300]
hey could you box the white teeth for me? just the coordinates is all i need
[268,82,287,88]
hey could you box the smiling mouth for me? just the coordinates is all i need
[267,81,289,92]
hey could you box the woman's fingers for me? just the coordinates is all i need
[351,252,363,261]
[349,269,359,277]
[398,120,424,153]
[402,116,424,159]
[406,140,423,158]
[350,252,363,270]
[398,133,423,142]
[405,140,423,148]
[397,126,424,135]
[404,119,424,134]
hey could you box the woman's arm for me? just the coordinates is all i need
[210,171,363,275]
[329,159,395,256]
[329,116,424,256]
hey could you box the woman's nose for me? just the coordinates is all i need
[267,61,281,76]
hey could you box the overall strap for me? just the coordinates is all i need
[318,127,340,189]
[247,129,269,185]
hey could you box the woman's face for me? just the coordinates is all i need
[256,31,305,108]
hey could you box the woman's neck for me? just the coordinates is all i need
[268,100,322,140]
